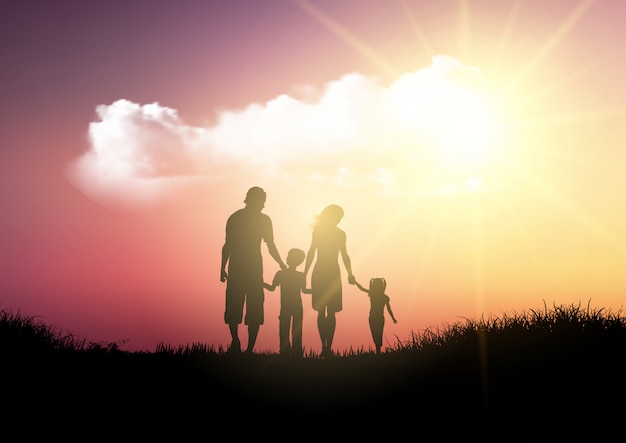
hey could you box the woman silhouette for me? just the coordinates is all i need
[304,204,355,357]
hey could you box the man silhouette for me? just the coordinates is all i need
[220,186,286,353]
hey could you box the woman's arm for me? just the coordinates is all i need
[304,235,317,276]
[339,232,355,284]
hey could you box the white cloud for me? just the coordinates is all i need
[67,55,498,207]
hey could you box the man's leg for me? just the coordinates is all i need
[246,324,259,353]
[228,323,241,353]
[244,279,264,354]
[225,279,244,353]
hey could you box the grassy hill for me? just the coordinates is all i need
[3,301,625,442]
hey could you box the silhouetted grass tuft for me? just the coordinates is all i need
[0,307,86,354]
[3,300,626,442]
[155,341,222,354]
[3,299,625,358]
[391,299,626,353]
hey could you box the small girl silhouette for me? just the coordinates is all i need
[353,277,397,354]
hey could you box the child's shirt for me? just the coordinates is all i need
[272,268,306,311]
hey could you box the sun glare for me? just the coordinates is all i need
[437,92,501,166]
[390,64,505,190]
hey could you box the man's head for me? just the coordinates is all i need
[244,186,266,210]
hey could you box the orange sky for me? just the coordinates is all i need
[2,0,626,354]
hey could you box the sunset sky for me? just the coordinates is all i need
[2,0,626,354]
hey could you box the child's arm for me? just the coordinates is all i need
[386,301,397,323]
[264,272,280,291]
[353,280,368,293]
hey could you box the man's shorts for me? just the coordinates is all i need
[224,278,265,326]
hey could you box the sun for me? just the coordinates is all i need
[433,86,502,168]
[389,60,506,190]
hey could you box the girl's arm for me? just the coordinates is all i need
[386,301,397,323]
[353,280,368,293]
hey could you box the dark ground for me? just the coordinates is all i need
[5,340,625,443]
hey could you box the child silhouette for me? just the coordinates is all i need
[264,248,312,357]
[353,277,397,354]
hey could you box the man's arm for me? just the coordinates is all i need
[266,239,286,270]
[264,217,286,270]
[220,242,230,282]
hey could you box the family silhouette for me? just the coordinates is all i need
[219,187,397,356]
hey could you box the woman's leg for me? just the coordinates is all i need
[317,309,326,353]
[326,311,336,352]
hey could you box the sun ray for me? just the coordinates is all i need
[487,0,522,75]
[508,158,626,258]
[458,0,471,62]
[399,0,435,59]
[351,190,447,300]
[493,192,541,266]
[507,107,626,131]
[410,196,450,294]
[507,0,597,92]
[517,47,626,109]
[468,191,486,317]
[468,189,490,410]
[535,148,624,176]
[293,0,398,77]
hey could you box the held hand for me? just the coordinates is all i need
[348,274,356,285]
[220,270,228,282]
[393,318,398,324]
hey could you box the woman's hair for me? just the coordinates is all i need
[310,204,344,231]
[369,278,386,293]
